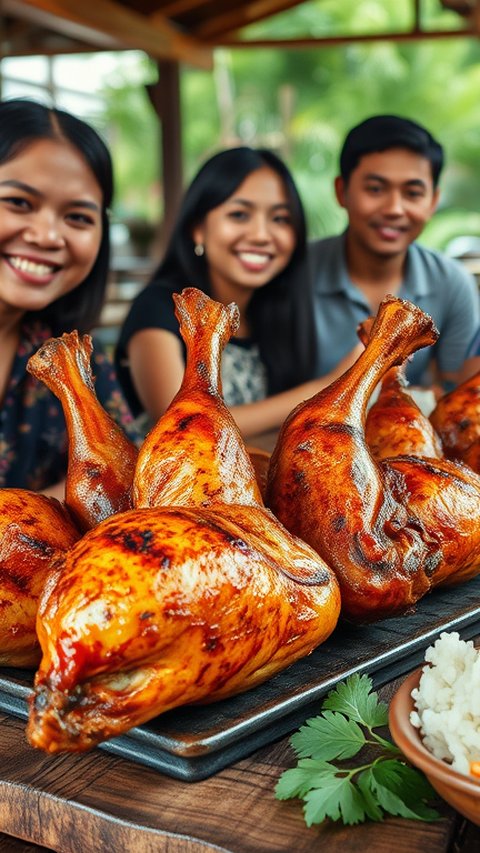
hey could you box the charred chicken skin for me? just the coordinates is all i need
[429,370,480,471]
[27,288,340,753]
[365,365,442,461]
[0,490,80,667]
[27,331,138,532]
[357,318,443,462]
[266,296,480,622]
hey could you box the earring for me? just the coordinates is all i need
[194,243,205,257]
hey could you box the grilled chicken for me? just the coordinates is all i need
[27,288,340,753]
[267,296,480,622]
[0,490,80,667]
[27,331,138,532]
[357,318,443,461]
[429,370,480,471]
[366,365,443,461]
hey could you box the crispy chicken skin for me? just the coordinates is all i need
[357,317,443,461]
[267,296,480,622]
[27,331,138,532]
[429,370,480,472]
[365,366,443,461]
[27,288,340,753]
[0,490,80,667]
[134,291,262,510]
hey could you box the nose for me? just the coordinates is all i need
[382,190,405,217]
[22,212,66,249]
[248,213,271,243]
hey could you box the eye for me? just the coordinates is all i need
[66,211,97,227]
[273,213,292,225]
[365,184,383,195]
[0,195,32,211]
[227,209,249,221]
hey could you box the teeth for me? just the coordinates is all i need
[9,256,56,275]
[239,252,270,264]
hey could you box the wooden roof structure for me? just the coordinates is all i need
[0,1,478,65]
[1,0,478,237]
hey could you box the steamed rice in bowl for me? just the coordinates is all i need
[410,632,480,779]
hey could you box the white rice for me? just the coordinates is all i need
[410,631,480,778]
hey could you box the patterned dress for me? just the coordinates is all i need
[0,320,139,490]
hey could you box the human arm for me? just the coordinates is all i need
[127,328,185,422]
[457,327,480,382]
[127,326,363,438]
[229,342,364,437]
[432,263,480,387]
[41,479,66,500]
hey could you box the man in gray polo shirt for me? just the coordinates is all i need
[309,115,479,392]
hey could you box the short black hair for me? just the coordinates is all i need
[339,114,444,187]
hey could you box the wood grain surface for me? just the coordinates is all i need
[0,676,478,853]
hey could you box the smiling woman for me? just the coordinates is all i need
[115,146,363,442]
[0,98,139,496]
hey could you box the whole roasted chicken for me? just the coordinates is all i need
[357,319,443,462]
[0,490,80,667]
[27,331,138,532]
[267,296,480,622]
[27,288,340,753]
[429,369,480,472]
[0,333,140,668]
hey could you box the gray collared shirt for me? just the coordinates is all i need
[308,232,480,386]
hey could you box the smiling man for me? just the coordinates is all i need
[309,115,479,391]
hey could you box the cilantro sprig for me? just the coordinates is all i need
[275,673,440,826]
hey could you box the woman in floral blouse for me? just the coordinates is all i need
[0,98,138,496]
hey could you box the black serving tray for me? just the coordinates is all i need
[1,576,480,782]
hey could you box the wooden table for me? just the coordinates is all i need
[0,677,478,853]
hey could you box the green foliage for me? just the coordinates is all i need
[275,673,441,826]
[98,0,480,249]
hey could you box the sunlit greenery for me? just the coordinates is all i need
[99,0,480,252]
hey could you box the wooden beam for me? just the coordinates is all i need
[146,61,183,255]
[192,0,307,39]
[219,26,477,49]
[155,0,206,15]
[3,0,213,67]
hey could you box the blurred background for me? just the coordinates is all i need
[2,0,480,337]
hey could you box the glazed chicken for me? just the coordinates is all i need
[357,319,443,461]
[267,296,480,622]
[27,288,340,753]
[0,334,138,668]
[365,365,443,461]
[0,490,80,667]
[27,331,138,532]
[429,370,480,472]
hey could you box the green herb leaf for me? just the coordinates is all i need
[367,761,440,821]
[275,673,441,827]
[322,672,388,729]
[290,710,365,761]
[275,759,337,800]
[303,774,369,826]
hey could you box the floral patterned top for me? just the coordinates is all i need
[0,320,140,491]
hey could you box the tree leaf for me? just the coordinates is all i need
[290,710,365,760]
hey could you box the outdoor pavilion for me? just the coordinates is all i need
[0,0,479,242]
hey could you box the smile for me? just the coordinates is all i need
[237,252,272,267]
[7,255,60,276]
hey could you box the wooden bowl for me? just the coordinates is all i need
[389,668,480,826]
